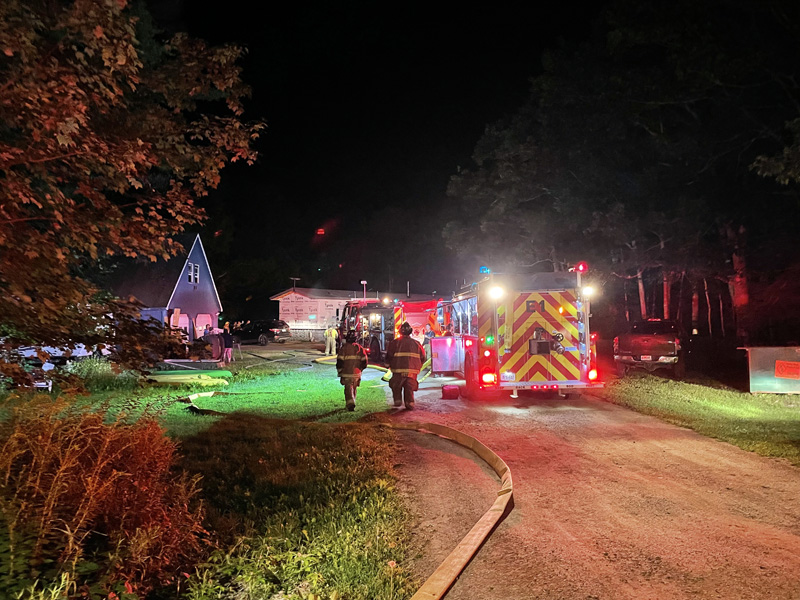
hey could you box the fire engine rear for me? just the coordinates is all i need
[434,269,602,396]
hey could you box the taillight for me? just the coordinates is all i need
[481,371,497,385]
[613,336,619,353]
[588,369,598,381]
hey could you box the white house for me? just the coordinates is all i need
[269,287,434,339]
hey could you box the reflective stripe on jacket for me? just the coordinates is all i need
[337,342,367,378]
[386,335,426,376]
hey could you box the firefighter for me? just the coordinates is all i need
[336,330,368,411]
[324,323,338,355]
[386,321,426,409]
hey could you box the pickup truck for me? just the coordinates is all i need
[613,319,686,379]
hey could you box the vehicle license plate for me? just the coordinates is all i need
[640,355,652,361]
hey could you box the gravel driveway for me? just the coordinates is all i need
[379,380,800,600]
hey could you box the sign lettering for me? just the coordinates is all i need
[775,360,800,380]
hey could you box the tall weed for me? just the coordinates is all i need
[0,398,206,597]
[65,357,139,391]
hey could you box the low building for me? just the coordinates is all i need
[111,235,222,341]
[270,287,434,340]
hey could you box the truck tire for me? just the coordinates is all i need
[369,337,382,364]
[673,357,686,380]
[463,353,477,399]
[615,361,627,378]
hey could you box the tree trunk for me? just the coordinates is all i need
[704,278,713,337]
[726,224,750,342]
[719,293,725,337]
[623,280,631,323]
[692,279,699,335]
[637,269,647,320]
[677,272,685,324]
[663,270,670,319]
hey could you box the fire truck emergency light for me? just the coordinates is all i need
[582,286,595,298]
[489,286,504,300]
[571,261,588,273]
[588,368,598,381]
[485,335,494,345]
[481,371,497,385]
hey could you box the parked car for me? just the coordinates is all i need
[232,320,292,345]
[613,319,686,379]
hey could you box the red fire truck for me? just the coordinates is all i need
[432,269,601,396]
[339,298,440,362]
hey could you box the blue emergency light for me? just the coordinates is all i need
[479,266,491,274]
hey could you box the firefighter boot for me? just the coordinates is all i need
[403,377,416,410]
[389,373,403,407]
[345,383,356,411]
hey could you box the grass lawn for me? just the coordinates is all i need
[594,372,800,465]
[79,351,394,438]
[1,351,418,599]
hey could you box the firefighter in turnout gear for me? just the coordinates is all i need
[336,330,368,411]
[386,321,426,409]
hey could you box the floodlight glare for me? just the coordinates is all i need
[489,286,505,300]
[582,286,595,298]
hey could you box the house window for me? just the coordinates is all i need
[187,263,200,284]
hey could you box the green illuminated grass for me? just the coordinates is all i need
[71,358,392,438]
[2,354,416,599]
[595,373,800,465]
[181,416,414,600]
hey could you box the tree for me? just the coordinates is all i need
[0,0,263,364]
[444,0,800,337]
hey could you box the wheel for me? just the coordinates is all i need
[463,353,477,399]
[673,357,686,380]
[615,361,627,378]
[369,338,382,364]
[258,333,269,346]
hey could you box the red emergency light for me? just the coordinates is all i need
[465,339,474,347]
[588,368,598,381]
[316,228,325,235]
[481,371,497,385]
[570,261,588,273]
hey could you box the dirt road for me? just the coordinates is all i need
[380,383,800,600]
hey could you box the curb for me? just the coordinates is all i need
[380,421,513,600]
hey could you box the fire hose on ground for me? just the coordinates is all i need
[313,355,433,383]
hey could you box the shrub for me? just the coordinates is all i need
[0,398,207,597]
[65,357,140,391]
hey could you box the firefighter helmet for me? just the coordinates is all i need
[346,330,357,343]
[400,321,413,336]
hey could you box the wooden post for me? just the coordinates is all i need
[637,269,647,320]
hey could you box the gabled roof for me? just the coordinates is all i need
[109,235,222,311]
[270,287,436,303]
[270,288,363,301]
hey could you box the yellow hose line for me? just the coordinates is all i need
[313,355,390,373]
[380,421,513,600]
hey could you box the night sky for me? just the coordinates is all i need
[148,1,605,311]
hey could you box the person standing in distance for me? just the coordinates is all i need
[336,330,367,411]
[324,323,339,355]
[386,321,426,409]
[221,328,234,365]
